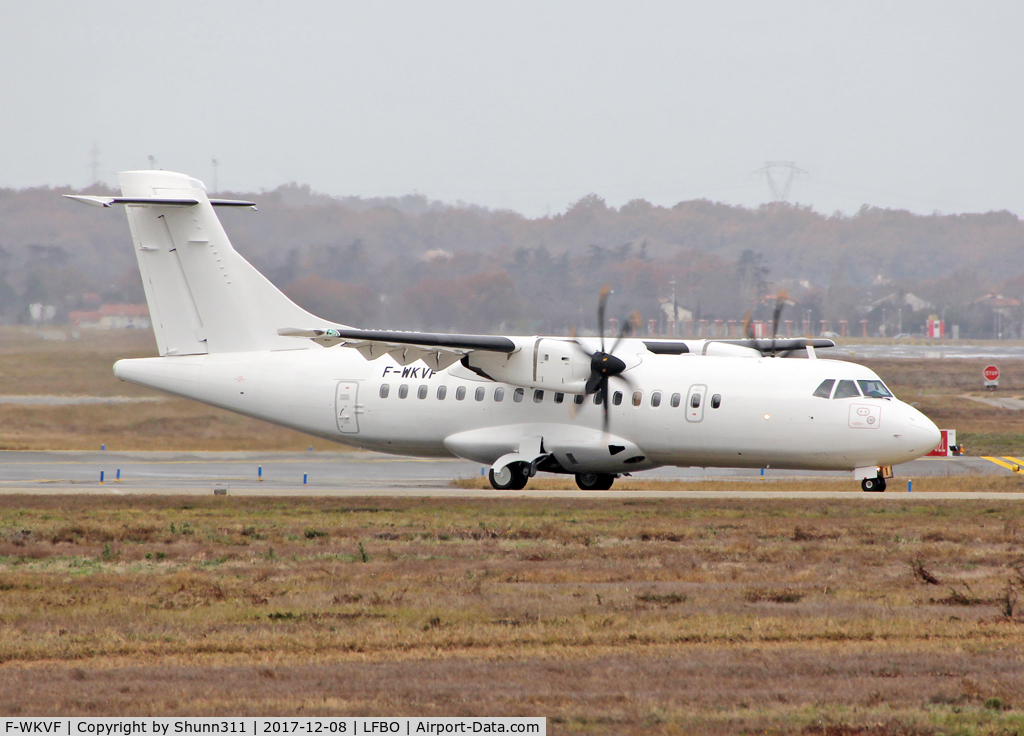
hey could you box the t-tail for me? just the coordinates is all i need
[66,170,339,355]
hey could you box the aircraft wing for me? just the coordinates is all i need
[642,338,835,356]
[278,327,516,371]
[706,338,835,355]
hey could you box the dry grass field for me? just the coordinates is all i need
[3,331,1024,730]
[0,328,342,451]
[1,495,1023,733]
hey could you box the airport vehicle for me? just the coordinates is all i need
[66,171,941,492]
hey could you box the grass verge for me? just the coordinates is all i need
[0,494,1022,733]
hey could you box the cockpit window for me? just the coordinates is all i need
[858,380,893,398]
[813,379,835,399]
[832,380,861,399]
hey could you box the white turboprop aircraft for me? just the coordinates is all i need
[66,170,941,492]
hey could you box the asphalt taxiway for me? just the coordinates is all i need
[0,450,1020,498]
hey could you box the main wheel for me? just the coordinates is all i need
[489,463,529,490]
[575,472,615,491]
[861,477,886,493]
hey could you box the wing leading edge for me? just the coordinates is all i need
[278,327,517,371]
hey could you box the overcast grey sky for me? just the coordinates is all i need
[1,1,1021,217]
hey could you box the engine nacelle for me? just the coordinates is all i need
[462,337,591,393]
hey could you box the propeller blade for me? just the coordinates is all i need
[597,283,611,353]
[608,316,634,355]
[599,376,610,435]
[743,310,753,340]
[770,289,788,356]
[770,288,786,337]
[610,371,637,393]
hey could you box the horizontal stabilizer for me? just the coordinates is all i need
[63,195,256,209]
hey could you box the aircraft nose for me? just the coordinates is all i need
[901,404,941,457]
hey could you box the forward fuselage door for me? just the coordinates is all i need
[336,381,361,434]
[686,384,708,423]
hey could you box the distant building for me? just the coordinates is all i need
[69,304,150,329]
[872,292,933,312]
[659,299,693,323]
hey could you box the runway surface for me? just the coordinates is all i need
[0,450,1020,498]
[835,343,1024,360]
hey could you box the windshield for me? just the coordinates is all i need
[832,380,861,399]
[857,379,893,399]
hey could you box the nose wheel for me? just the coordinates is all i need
[861,477,887,492]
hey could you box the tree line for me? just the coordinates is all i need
[1,182,1023,338]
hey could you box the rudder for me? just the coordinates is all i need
[117,170,337,355]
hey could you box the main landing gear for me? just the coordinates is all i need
[488,462,529,490]
[575,472,615,491]
[487,464,618,491]
[861,476,887,493]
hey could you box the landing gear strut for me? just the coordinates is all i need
[861,476,887,493]
[575,472,615,491]
[489,462,529,490]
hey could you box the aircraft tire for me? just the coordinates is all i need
[575,472,615,491]
[861,477,886,493]
[489,463,529,490]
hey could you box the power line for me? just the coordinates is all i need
[753,161,807,202]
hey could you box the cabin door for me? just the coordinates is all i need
[335,381,361,434]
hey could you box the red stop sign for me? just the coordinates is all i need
[984,365,1000,381]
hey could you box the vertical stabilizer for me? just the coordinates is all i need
[116,171,338,355]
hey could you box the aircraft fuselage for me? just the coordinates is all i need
[114,342,940,475]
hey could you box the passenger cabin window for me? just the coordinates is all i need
[594,392,603,405]
[632,391,643,407]
[417,385,428,399]
[711,394,721,409]
[379,384,390,399]
[651,391,662,407]
[574,394,585,405]
[513,388,525,403]
[833,380,861,399]
[813,379,835,399]
[690,393,701,408]
[534,390,544,403]
[437,386,447,400]
[456,386,466,401]
[858,380,893,398]
[554,392,564,404]
[613,391,623,406]
[398,384,409,399]
[670,393,681,408]
[475,387,485,401]
[494,387,505,402]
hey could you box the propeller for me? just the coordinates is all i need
[744,290,791,356]
[572,285,636,433]
[768,289,788,356]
